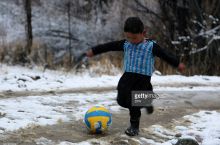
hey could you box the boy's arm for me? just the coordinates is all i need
[87,40,125,57]
[152,42,185,72]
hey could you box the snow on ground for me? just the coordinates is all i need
[0,92,119,132]
[142,111,220,145]
[57,111,220,145]
[0,64,120,92]
[1,64,220,144]
[0,64,220,92]
[182,111,220,145]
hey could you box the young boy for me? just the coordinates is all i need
[86,17,185,136]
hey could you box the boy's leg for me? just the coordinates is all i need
[145,97,154,114]
[129,107,141,129]
[117,90,130,108]
[142,83,154,114]
[125,107,141,136]
[132,76,154,114]
[146,105,154,114]
[117,73,135,108]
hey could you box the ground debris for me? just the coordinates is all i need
[0,112,6,118]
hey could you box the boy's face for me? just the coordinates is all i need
[125,31,145,44]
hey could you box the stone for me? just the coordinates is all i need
[175,138,199,145]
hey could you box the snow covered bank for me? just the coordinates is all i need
[0,64,220,93]
[0,92,119,132]
[141,111,220,145]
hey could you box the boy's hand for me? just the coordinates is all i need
[178,63,185,73]
[86,49,94,57]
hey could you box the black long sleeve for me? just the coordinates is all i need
[91,40,125,55]
[152,42,180,67]
[91,39,179,67]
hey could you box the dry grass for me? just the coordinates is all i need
[0,40,180,75]
[0,40,26,65]
[155,58,178,75]
[87,52,123,75]
[1,39,218,75]
[87,52,179,75]
[0,39,54,68]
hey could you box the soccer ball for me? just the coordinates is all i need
[84,105,112,134]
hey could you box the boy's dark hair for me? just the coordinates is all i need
[124,17,144,34]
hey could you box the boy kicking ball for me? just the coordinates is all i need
[86,17,185,136]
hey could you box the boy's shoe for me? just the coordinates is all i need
[145,105,154,114]
[125,126,139,136]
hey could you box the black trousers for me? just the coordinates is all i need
[117,72,153,126]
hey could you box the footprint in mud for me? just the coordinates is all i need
[184,100,192,105]
[184,100,197,108]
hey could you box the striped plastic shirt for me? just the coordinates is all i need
[123,40,155,76]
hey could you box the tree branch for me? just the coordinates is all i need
[45,30,79,41]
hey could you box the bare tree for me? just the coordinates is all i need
[24,0,33,55]
[129,0,220,75]
[66,0,72,64]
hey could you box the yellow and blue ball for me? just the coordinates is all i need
[84,105,112,134]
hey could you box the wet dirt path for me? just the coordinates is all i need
[0,91,220,145]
